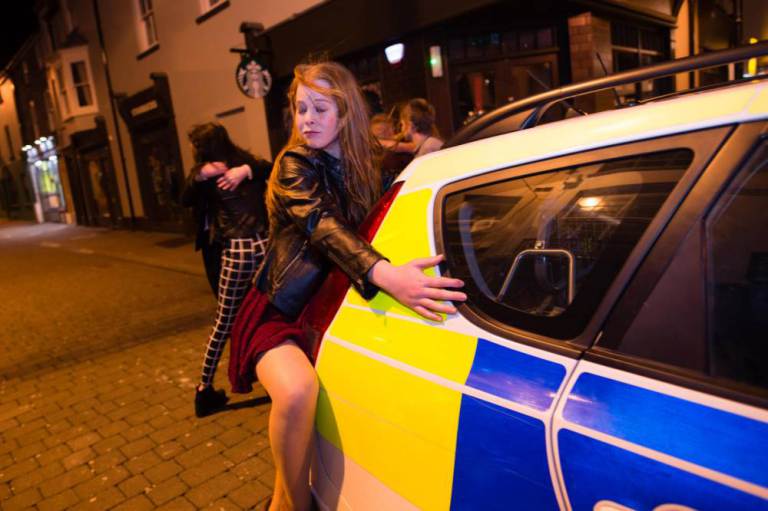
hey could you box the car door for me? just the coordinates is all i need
[312,126,731,510]
[552,122,768,511]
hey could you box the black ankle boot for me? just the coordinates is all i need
[195,386,229,417]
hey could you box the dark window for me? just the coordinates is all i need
[70,61,93,107]
[604,141,768,391]
[610,22,670,102]
[442,149,693,339]
[707,141,768,389]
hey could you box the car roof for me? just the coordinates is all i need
[398,79,768,194]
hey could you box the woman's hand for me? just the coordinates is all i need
[368,254,466,322]
[217,164,252,190]
[196,161,228,181]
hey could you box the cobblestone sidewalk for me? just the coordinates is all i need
[0,222,275,510]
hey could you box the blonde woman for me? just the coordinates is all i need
[229,62,465,510]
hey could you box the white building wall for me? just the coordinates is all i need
[0,78,23,164]
[97,0,322,221]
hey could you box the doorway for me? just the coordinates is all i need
[80,147,120,227]
[132,122,185,230]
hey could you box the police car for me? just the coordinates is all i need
[308,42,768,510]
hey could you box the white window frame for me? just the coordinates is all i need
[48,46,98,120]
[69,60,94,108]
[198,0,223,15]
[135,0,159,53]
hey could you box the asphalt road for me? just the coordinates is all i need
[0,221,274,510]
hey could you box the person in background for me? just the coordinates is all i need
[370,111,413,189]
[399,98,444,156]
[184,123,271,418]
[370,112,395,140]
[229,62,466,511]
[378,98,444,158]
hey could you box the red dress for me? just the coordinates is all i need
[228,290,312,393]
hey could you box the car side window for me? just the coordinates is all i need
[707,141,768,389]
[604,140,768,391]
[442,149,693,339]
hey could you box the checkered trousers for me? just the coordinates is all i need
[200,235,268,387]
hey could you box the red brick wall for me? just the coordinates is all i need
[568,12,615,113]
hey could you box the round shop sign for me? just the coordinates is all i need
[236,54,272,99]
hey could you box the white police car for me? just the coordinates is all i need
[308,43,768,510]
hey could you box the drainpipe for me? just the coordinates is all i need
[92,0,135,228]
[689,0,697,88]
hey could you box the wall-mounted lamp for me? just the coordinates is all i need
[429,45,443,78]
[385,43,404,65]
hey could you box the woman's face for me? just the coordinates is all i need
[295,80,341,157]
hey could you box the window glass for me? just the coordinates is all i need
[603,141,768,393]
[70,61,93,107]
[138,0,158,49]
[442,149,693,339]
[706,142,768,389]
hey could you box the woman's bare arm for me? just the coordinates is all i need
[367,254,466,321]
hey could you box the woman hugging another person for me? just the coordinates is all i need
[184,123,271,417]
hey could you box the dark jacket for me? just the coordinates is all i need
[255,145,384,318]
[181,156,271,249]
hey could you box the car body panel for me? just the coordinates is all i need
[313,433,419,511]
[553,362,768,511]
[311,79,768,510]
[345,188,437,319]
[399,81,768,194]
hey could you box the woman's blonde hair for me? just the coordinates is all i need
[268,61,381,227]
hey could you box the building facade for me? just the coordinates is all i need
[2,34,68,224]
[95,0,318,232]
[2,0,764,232]
[0,74,37,221]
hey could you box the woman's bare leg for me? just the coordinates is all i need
[269,471,287,510]
[256,340,318,511]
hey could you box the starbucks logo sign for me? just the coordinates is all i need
[236,54,272,99]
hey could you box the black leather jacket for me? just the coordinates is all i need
[255,145,384,318]
[181,156,271,248]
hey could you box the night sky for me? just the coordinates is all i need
[0,3,38,70]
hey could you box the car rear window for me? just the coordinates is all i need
[442,149,694,339]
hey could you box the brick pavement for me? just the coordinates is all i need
[0,222,275,510]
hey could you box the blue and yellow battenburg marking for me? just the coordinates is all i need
[315,188,567,510]
[314,187,768,511]
[315,324,566,510]
[558,373,768,511]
